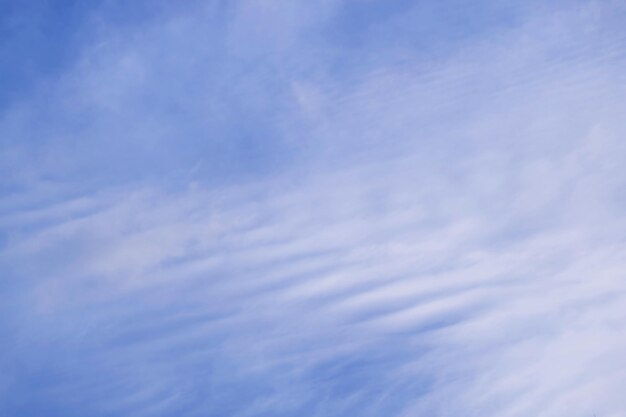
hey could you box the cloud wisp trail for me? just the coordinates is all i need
[5,134,626,416]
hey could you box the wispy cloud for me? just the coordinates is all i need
[2,1,626,416]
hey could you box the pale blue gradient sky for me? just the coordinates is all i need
[2,1,626,416]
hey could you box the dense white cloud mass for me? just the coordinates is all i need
[2,1,626,416]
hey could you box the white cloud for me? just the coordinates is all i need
[3,1,626,416]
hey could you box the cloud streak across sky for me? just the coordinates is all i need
[2,1,626,416]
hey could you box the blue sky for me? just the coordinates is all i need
[2,1,626,416]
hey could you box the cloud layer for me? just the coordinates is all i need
[2,1,626,416]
